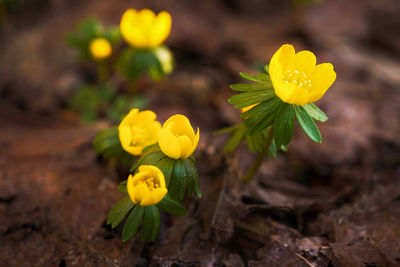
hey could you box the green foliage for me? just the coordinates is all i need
[118,46,174,81]
[108,184,187,241]
[70,84,147,123]
[274,104,295,148]
[140,206,160,241]
[242,96,283,135]
[223,125,247,154]
[294,105,322,143]
[130,145,201,200]
[107,196,134,229]
[66,18,120,60]
[122,205,144,241]
[303,103,328,122]
[156,195,187,216]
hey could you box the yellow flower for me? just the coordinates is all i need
[118,109,161,155]
[241,104,257,113]
[120,8,172,48]
[89,38,112,60]
[158,115,200,159]
[269,44,336,105]
[127,165,168,206]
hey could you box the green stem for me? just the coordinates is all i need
[242,125,274,183]
[97,61,109,85]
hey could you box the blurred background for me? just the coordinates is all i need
[1,0,400,266]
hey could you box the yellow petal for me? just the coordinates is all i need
[177,135,192,158]
[158,127,182,159]
[269,44,295,93]
[133,183,150,202]
[286,50,316,75]
[127,174,138,204]
[150,11,172,47]
[135,110,157,122]
[120,9,138,46]
[308,63,336,103]
[164,115,195,141]
[119,108,139,126]
[185,127,200,158]
[140,188,168,206]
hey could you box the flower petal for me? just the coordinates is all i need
[163,115,195,140]
[133,183,150,203]
[308,63,336,103]
[177,135,192,158]
[127,174,138,204]
[140,188,168,206]
[158,127,182,159]
[287,50,316,75]
[120,108,139,126]
[185,127,200,158]
[269,44,295,93]
[150,11,172,47]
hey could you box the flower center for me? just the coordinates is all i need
[282,70,312,92]
[130,125,146,145]
[136,176,160,191]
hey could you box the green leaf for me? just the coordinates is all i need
[183,158,200,197]
[245,128,267,153]
[155,157,176,186]
[213,124,241,135]
[230,83,271,92]
[118,180,127,194]
[169,160,187,201]
[122,205,144,241]
[93,126,125,159]
[264,64,270,74]
[107,196,134,229]
[140,206,160,241]
[267,138,278,158]
[223,125,247,155]
[118,47,170,81]
[130,150,166,172]
[303,103,328,122]
[274,104,295,148]
[229,89,275,109]
[241,96,280,125]
[69,85,99,123]
[244,97,283,136]
[294,105,322,143]
[239,72,272,84]
[156,194,187,216]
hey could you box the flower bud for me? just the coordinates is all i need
[120,8,172,48]
[118,109,161,155]
[89,38,112,60]
[158,115,200,159]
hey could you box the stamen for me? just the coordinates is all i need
[282,69,312,89]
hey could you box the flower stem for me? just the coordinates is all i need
[242,125,274,183]
[97,61,109,85]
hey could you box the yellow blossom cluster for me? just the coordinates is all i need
[118,109,199,206]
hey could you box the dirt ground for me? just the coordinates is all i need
[1,0,400,266]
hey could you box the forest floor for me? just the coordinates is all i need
[1,0,400,266]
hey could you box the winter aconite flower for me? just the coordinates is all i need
[89,38,112,60]
[118,109,161,155]
[269,44,336,105]
[158,115,200,159]
[127,165,167,206]
[120,8,172,48]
